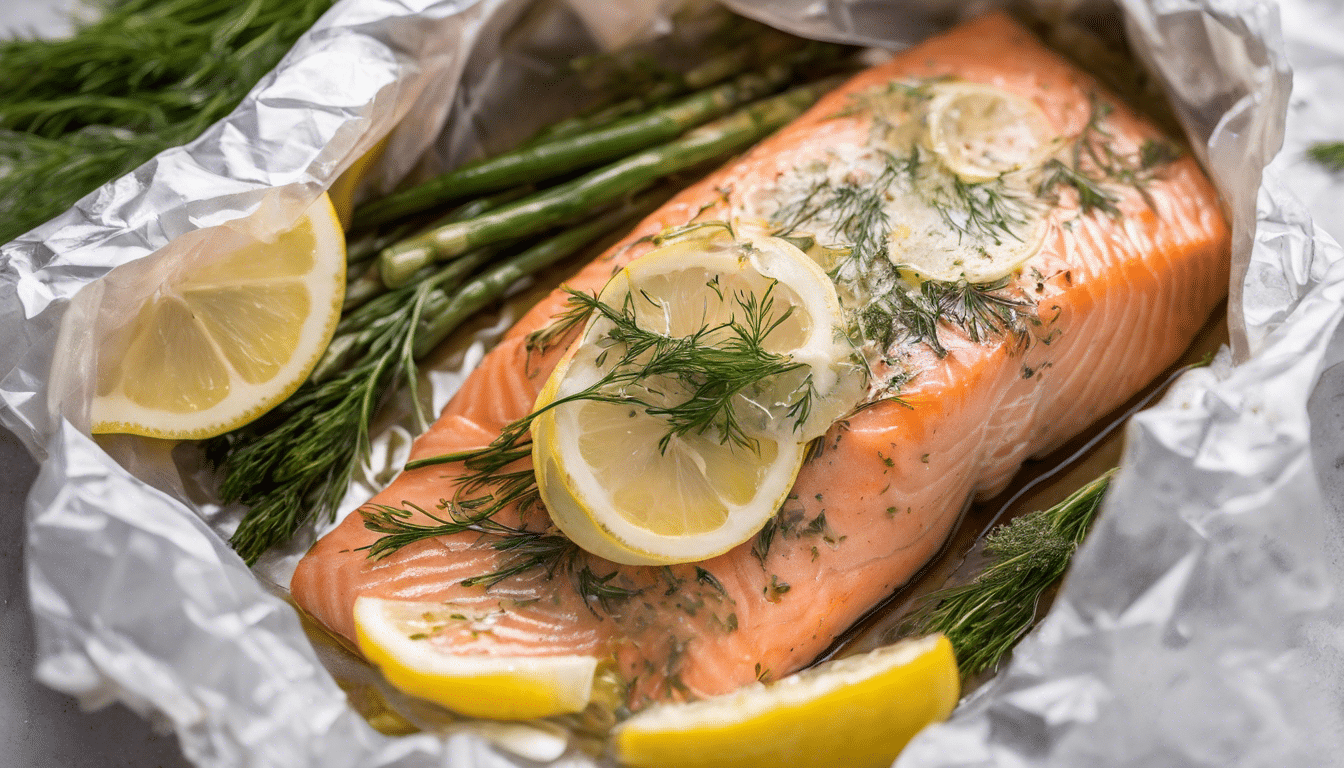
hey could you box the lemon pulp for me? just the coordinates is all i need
[90,193,345,439]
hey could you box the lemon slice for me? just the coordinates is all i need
[924,82,1056,182]
[881,82,1054,284]
[532,224,863,566]
[90,193,346,439]
[614,634,960,768]
[352,596,598,720]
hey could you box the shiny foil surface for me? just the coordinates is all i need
[3,0,1344,766]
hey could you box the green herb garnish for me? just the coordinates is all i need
[909,469,1113,676]
[362,282,818,561]
[359,500,640,617]
[1308,142,1344,172]
[0,0,334,243]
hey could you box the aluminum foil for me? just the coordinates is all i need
[4,0,1344,765]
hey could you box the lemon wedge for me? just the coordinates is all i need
[352,596,598,720]
[613,634,960,768]
[91,193,346,439]
[532,224,863,566]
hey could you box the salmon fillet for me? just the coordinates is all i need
[291,13,1229,709]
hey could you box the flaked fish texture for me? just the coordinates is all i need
[291,13,1230,710]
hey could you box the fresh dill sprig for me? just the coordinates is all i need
[774,147,911,278]
[1037,94,1180,217]
[1037,158,1120,217]
[1308,142,1344,173]
[0,0,334,243]
[859,276,1029,358]
[908,468,1114,676]
[364,283,818,562]
[525,292,597,355]
[211,252,489,563]
[932,172,1032,246]
[359,501,640,616]
[922,276,1030,345]
[770,145,1032,359]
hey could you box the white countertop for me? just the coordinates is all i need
[1,427,193,768]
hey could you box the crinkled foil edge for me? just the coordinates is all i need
[4,0,1344,765]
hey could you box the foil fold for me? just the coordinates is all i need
[4,0,1344,765]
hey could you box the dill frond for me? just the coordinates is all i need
[921,276,1030,344]
[931,174,1032,246]
[525,291,595,355]
[360,499,639,616]
[908,469,1114,676]
[1037,158,1120,217]
[213,253,487,564]
[1037,93,1179,217]
[1308,142,1344,173]
[0,0,334,243]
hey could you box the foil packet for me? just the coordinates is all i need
[4,0,1344,766]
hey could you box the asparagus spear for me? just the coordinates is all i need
[519,46,762,148]
[343,188,532,310]
[411,196,662,358]
[351,48,840,232]
[379,78,839,287]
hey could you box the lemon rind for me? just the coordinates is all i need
[353,596,599,720]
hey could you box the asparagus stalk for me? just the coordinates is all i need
[311,248,495,384]
[520,46,762,148]
[343,188,532,310]
[351,51,836,233]
[411,194,664,358]
[347,191,523,265]
[379,78,839,287]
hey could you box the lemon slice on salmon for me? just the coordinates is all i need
[91,193,345,439]
[924,81,1055,182]
[614,634,960,768]
[353,596,599,719]
[532,224,863,566]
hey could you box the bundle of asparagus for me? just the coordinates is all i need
[209,31,857,565]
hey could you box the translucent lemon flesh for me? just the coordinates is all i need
[614,634,960,768]
[353,596,598,720]
[533,226,864,566]
[90,193,345,439]
[924,81,1055,182]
